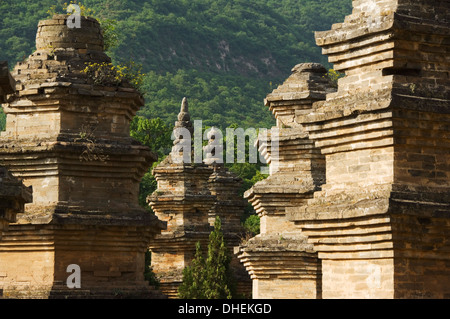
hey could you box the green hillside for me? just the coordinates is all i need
[0,0,352,231]
[0,0,352,130]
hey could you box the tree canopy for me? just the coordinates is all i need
[178,216,234,299]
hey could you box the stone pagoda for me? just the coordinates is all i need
[0,62,32,242]
[204,127,251,297]
[149,98,251,298]
[239,0,450,299]
[0,15,165,298]
[237,63,335,299]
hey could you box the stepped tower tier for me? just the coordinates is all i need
[148,98,217,298]
[237,63,335,299]
[149,98,251,298]
[238,0,450,299]
[291,0,450,299]
[0,62,32,240]
[0,15,165,299]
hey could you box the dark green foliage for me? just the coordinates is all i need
[144,249,160,288]
[139,69,276,130]
[96,0,352,77]
[178,242,207,299]
[0,110,5,131]
[0,0,55,65]
[178,216,234,299]
[243,213,260,236]
[129,116,173,208]
[130,116,173,158]
[99,18,119,52]
[137,163,159,209]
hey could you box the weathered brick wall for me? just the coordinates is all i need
[321,259,394,299]
[0,63,32,243]
[0,223,157,298]
[253,279,320,299]
[325,147,395,190]
[393,109,450,188]
[237,64,333,299]
[393,258,450,299]
[238,234,321,299]
[0,249,55,299]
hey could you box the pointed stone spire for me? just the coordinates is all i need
[174,97,193,134]
[172,97,194,163]
[203,126,223,167]
[149,98,215,297]
[178,97,190,121]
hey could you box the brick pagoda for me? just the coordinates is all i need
[0,15,165,298]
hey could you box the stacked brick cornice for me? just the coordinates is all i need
[293,0,450,299]
[239,0,450,299]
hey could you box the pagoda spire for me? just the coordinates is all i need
[175,97,193,131]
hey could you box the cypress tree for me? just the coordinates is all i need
[204,216,233,299]
[178,241,206,299]
[178,216,234,299]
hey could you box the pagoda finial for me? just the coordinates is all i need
[203,126,224,167]
[177,97,191,124]
[172,97,194,162]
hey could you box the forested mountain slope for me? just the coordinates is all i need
[1,0,352,130]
